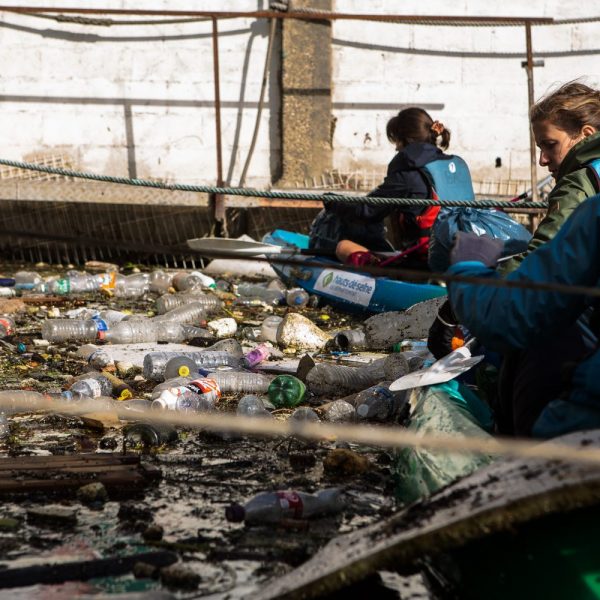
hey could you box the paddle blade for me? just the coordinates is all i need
[187,237,283,256]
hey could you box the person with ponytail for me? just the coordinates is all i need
[309,107,474,269]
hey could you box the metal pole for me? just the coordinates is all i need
[211,16,226,234]
[525,21,538,202]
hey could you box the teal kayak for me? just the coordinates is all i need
[263,229,447,313]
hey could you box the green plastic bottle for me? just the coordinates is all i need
[267,375,306,408]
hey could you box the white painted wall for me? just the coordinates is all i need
[332,0,600,185]
[0,1,599,189]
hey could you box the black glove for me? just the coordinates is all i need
[427,300,464,359]
[450,232,504,268]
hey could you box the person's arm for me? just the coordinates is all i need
[447,195,600,350]
[499,170,596,275]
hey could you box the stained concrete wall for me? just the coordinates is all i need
[0,1,599,190]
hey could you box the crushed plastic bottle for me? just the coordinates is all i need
[150,376,192,400]
[172,271,216,291]
[237,283,284,306]
[334,329,367,352]
[14,271,43,290]
[103,321,158,344]
[70,374,113,399]
[267,375,306,408]
[113,273,149,298]
[305,363,378,396]
[124,422,178,447]
[151,377,221,411]
[149,271,173,294]
[156,302,207,325]
[225,488,344,524]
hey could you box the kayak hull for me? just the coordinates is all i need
[264,230,446,313]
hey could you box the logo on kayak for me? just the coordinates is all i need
[314,269,375,307]
[322,272,334,287]
[448,161,456,174]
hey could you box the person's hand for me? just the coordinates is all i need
[450,232,504,268]
[427,300,465,359]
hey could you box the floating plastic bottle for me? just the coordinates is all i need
[172,271,216,292]
[237,283,284,306]
[155,292,222,315]
[14,271,43,290]
[236,395,272,419]
[151,377,221,411]
[285,288,310,308]
[154,321,211,344]
[305,363,378,396]
[42,319,104,343]
[243,344,271,368]
[205,370,274,394]
[353,383,407,422]
[103,321,158,344]
[113,273,149,298]
[322,400,355,423]
[0,317,16,338]
[225,488,344,524]
[155,302,207,326]
[334,329,367,352]
[70,374,113,399]
[267,375,306,408]
[149,271,173,294]
[124,422,178,447]
[290,407,320,423]
[143,350,242,381]
[260,316,283,344]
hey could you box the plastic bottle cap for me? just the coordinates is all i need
[225,503,245,522]
[179,365,191,377]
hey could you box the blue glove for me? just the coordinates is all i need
[450,232,504,268]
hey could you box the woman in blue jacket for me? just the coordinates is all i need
[446,195,600,438]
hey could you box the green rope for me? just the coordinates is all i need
[0,158,549,209]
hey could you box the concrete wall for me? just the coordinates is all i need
[0,1,599,189]
[332,0,600,184]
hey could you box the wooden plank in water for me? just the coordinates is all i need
[255,430,600,600]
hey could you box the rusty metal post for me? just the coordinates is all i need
[524,21,538,202]
[211,16,226,235]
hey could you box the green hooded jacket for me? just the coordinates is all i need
[500,131,600,275]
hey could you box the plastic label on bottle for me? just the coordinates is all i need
[0,318,14,336]
[98,272,116,290]
[92,317,108,333]
[276,491,304,518]
[55,279,71,295]
[186,378,222,399]
[83,379,102,398]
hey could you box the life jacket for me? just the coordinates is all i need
[408,156,475,255]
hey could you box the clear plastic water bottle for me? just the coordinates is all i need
[113,273,149,298]
[236,395,272,418]
[0,317,16,338]
[98,309,128,325]
[149,271,173,294]
[156,292,222,315]
[42,319,103,343]
[70,375,113,398]
[14,271,42,290]
[225,488,344,524]
[260,315,283,344]
[172,271,216,292]
[150,376,192,400]
[155,302,208,326]
[143,350,242,381]
[243,344,271,369]
[285,288,309,308]
[205,370,274,394]
[237,283,284,306]
[124,422,178,447]
[267,375,306,408]
[151,377,221,411]
[103,321,158,344]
